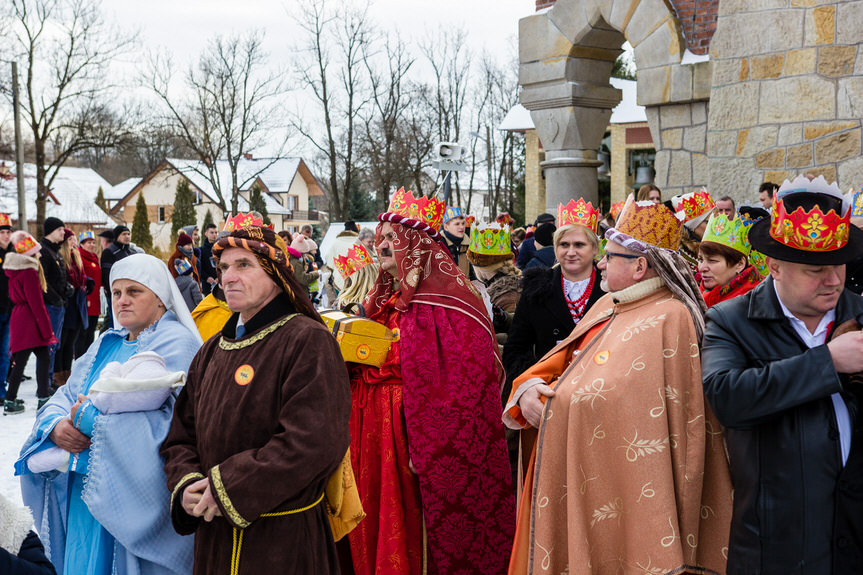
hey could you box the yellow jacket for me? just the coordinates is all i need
[191,293,233,342]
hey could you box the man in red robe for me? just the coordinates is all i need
[347,188,515,575]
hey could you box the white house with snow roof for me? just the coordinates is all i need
[0,162,115,233]
[109,157,325,250]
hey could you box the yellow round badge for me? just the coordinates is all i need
[356,344,371,361]
[593,350,610,365]
[234,364,255,386]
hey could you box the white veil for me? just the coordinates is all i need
[109,253,204,345]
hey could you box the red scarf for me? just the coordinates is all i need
[702,265,762,307]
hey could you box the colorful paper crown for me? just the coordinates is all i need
[386,188,446,232]
[769,194,850,252]
[737,206,769,225]
[468,222,512,257]
[496,212,515,227]
[78,230,95,242]
[333,243,374,280]
[851,189,863,217]
[610,201,625,221]
[465,214,475,228]
[174,258,192,275]
[749,249,769,278]
[673,188,715,222]
[0,213,11,229]
[701,214,752,257]
[223,212,264,233]
[14,235,38,255]
[444,206,464,224]
[613,197,684,251]
[558,198,600,231]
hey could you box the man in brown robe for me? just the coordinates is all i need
[161,219,351,574]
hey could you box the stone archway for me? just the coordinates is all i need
[520,0,712,210]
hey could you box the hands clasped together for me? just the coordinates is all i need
[183,478,223,522]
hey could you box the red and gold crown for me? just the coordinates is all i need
[769,193,850,252]
[558,198,600,231]
[386,188,446,231]
[673,188,715,222]
[496,212,515,227]
[333,243,374,279]
[610,201,625,221]
[222,212,264,233]
[14,235,38,255]
[613,197,684,251]
[0,213,11,228]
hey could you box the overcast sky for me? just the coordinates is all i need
[115,0,532,69]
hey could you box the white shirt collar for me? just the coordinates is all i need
[774,291,835,345]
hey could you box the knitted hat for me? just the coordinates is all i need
[113,225,130,238]
[44,217,64,237]
[98,229,114,240]
[176,232,193,247]
[306,238,318,252]
[535,213,555,225]
[291,235,311,254]
[533,223,556,248]
[63,228,74,241]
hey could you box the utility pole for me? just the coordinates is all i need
[11,62,26,231]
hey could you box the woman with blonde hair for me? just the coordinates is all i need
[57,229,90,387]
[3,231,56,414]
[636,183,662,203]
[333,242,379,309]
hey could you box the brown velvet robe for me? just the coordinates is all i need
[162,295,351,574]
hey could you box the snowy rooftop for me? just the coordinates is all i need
[106,177,141,201]
[0,164,114,226]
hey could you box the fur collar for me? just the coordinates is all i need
[519,264,559,303]
[485,272,520,302]
[2,252,39,271]
[0,493,33,555]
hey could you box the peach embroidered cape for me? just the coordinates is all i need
[506,278,733,575]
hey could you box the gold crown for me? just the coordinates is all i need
[14,235,37,255]
[673,188,715,222]
[614,197,684,251]
[386,188,446,231]
[222,212,264,232]
[558,198,600,230]
[0,213,10,228]
[333,243,374,279]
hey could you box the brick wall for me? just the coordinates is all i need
[534,0,718,55]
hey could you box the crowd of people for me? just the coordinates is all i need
[4,173,863,574]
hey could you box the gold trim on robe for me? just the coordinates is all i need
[211,465,251,528]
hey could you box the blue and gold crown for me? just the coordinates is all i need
[444,205,465,224]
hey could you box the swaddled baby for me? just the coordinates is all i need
[27,351,185,473]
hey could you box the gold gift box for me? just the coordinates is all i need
[320,310,398,367]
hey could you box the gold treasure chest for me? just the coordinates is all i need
[320,307,398,367]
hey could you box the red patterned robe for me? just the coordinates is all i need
[348,220,515,574]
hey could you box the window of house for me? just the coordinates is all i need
[158,206,166,223]
[286,195,298,211]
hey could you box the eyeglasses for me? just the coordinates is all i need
[602,251,642,262]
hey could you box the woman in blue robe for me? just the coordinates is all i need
[15,254,203,575]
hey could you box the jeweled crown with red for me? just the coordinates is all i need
[610,201,625,221]
[222,212,264,233]
[0,213,11,228]
[558,198,600,231]
[14,235,38,255]
[386,188,446,231]
[673,188,715,222]
[769,175,851,252]
[333,243,374,280]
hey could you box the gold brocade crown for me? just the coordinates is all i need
[386,188,446,231]
[469,222,511,256]
[673,188,715,222]
[14,235,37,255]
[558,198,600,231]
[333,243,374,280]
[615,197,684,251]
[769,193,850,252]
[222,212,264,232]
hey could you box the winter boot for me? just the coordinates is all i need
[53,370,70,388]
[37,397,50,410]
[4,400,24,415]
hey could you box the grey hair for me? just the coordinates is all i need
[645,246,708,342]
[358,228,375,241]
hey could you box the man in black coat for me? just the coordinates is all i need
[40,217,68,387]
[0,214,13,396]
[199,223,218,295]
[702,180,863,574]
[99,224,133,329]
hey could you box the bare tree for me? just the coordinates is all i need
[4,0,137,231]
[293,0,372,221]
[146,30,287,213]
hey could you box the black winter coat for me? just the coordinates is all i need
[0,243,13,314]
[38,239,67,307]
[0,531,56,575]
[99,241,133,289]
[702,277,863,574]
[502,265,604,406]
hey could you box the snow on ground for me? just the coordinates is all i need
[1,360,41,506]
